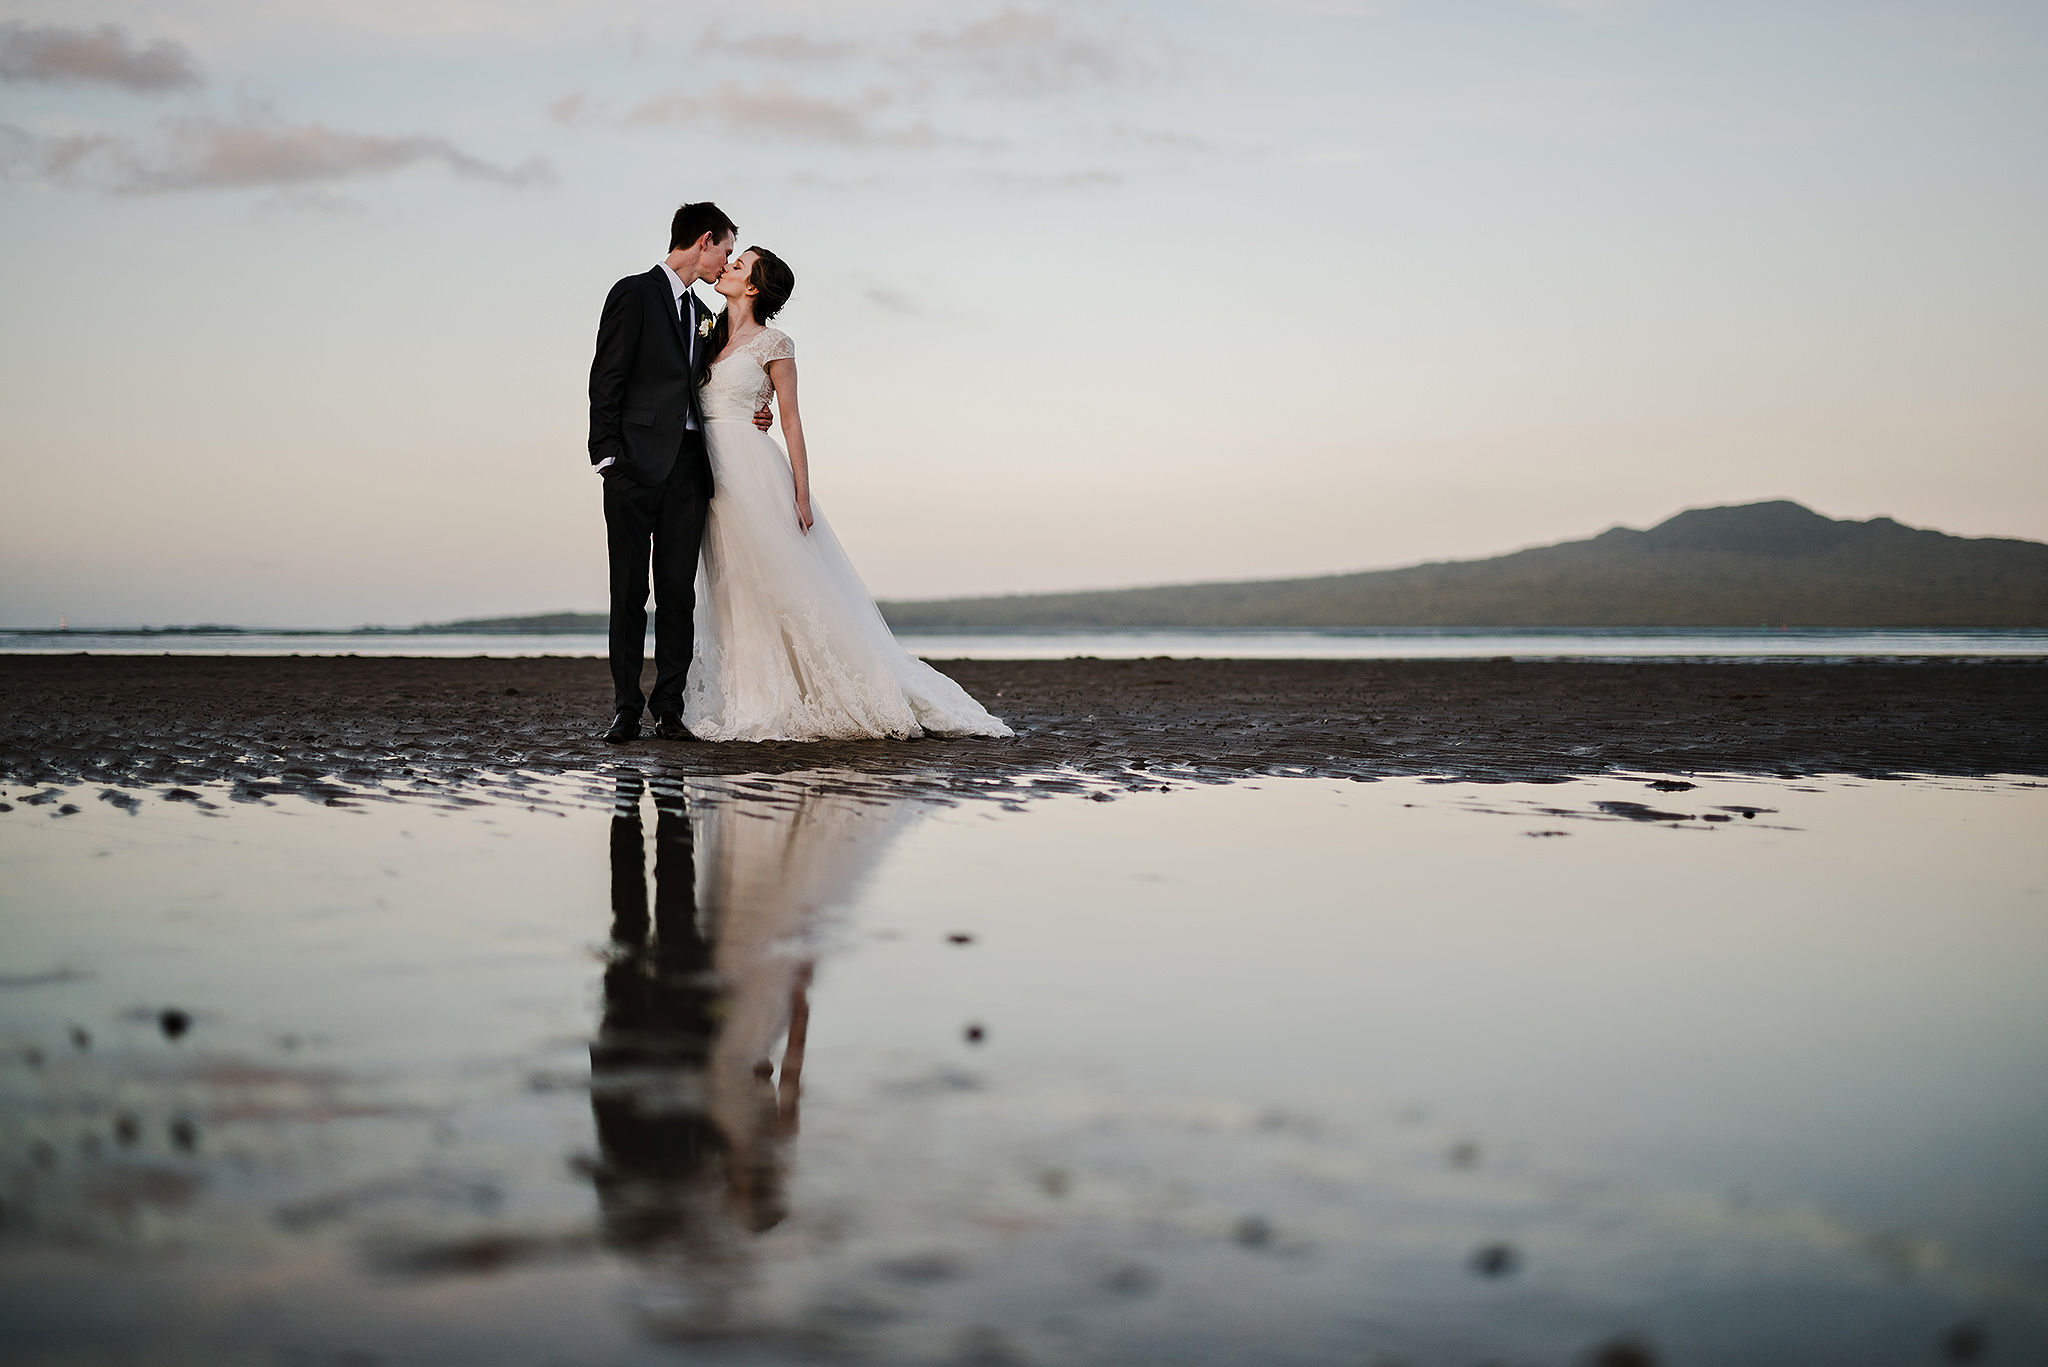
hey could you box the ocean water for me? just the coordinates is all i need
[1,767,2043,1364]
[5,626,2046,661]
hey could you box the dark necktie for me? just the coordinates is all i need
[679,291,700,427]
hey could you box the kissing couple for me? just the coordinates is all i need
[587,200,1011,745]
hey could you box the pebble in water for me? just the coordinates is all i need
[1594,801,1694,823]
[1233,1215,1274,1248]
[1941,1322,1987,1363]
[1103,1262,1154,1296]
[1587,1337,1659,1367]
[1469,1242,1520,1277]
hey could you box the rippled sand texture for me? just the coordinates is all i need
[2,657,2044,807]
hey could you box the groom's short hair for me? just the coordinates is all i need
[671,201,737,251]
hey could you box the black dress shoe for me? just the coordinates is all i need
[654,710,698,742]
[600,710,640,744]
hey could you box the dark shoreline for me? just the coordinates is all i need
[2,654,2043,806]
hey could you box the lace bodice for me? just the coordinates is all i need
[700,327,793,419]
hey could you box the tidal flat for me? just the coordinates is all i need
[3,655,2046,797]
[1,762,2044,1366]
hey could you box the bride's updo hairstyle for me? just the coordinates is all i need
[743,247,795,324]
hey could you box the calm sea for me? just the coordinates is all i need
[5,626,2045,660]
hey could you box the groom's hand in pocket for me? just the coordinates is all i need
[754,404,774,431]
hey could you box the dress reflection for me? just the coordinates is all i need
[587,770,917,1258]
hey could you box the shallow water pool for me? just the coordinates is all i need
[1,767,2043,1365]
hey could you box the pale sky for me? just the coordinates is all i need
[2,0,2044,628]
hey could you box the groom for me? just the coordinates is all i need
[588,201,771,744]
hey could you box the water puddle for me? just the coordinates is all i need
[1,769,2043,1364]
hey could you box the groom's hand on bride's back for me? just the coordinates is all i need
[754,404,774,431]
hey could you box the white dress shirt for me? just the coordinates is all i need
[664,262,704,435]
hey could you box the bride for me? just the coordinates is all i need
[680,247,1012,743]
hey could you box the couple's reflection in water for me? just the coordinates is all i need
[587,769,916,1264]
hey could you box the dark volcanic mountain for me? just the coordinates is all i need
[874,502,2048,630]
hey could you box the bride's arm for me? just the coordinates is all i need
[766,357,812,532]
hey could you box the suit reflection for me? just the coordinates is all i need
[590,771,804,1245]
[590,771,911,1254]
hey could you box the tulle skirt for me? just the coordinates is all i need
[682,420,1013,742]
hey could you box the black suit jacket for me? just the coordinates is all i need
[588,267,713,491]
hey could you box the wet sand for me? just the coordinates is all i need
[3,654,2043,802]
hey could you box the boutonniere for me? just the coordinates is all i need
[697,315,715,338]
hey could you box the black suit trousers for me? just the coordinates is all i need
[603,432,710,716]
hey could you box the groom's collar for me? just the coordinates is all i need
[658,261,692,306]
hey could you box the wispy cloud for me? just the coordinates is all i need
[551,7,1149,169]
[597,82,987,149]
[1281,146,1374,166]
[2,117,551,192]
[694,27,858,63]
[0,22,201,93]
[1109,121,1210,151]
[625,84,900,143]
[971,167,1126,190]
[864,286,921,315]
[1270,2,1389,16]
[911,6,1130,95]
[785,170,898,191]
[0,124,114,180]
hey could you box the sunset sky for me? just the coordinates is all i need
[2,0,2044,628]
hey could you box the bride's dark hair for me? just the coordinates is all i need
[699,248,797,387]
[745,248,795,323]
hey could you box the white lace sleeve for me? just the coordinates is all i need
[759,328,794,363]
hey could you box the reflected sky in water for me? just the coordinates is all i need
[0,768,2043,1364]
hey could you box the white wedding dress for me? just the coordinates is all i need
[681,327,1013,742]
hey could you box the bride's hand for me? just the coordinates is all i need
[794,494,814,534]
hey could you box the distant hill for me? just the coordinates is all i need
[414,611,608,634]
[873,502,2048,631]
